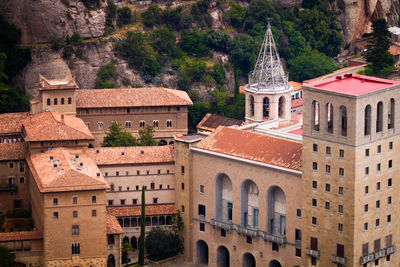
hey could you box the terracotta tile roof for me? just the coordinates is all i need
[76,88,193,108]
[0,112,29,134]
[194,126,302,171]
[107,204,176,217]
[38,74,79,91]
[29,98,41,104]
[196,113,244,132]
[22,111,93,141]
[0,143,27,161]
[106,213,123,234]
[0,230,42,242]
[86,146,174,166]
[291,98,303,108]
[27,148,108,193]
[289,81,302,91]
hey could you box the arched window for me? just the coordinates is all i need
[242,253,256,267]
[61,98,65,105]
[339,106,347,136]
[68,97,72,104]
[215,174,233,222]
[217,246,230,267]
[263,97,270,118]
[196,240,209,265]
[250,96,254,117]
[110,184,115,191]
[131,236,137,250]
[312,100,320,131]
[47,98,51,105]
[376,102,383,132]
[240,179,259,228]
[326,103,334,134]
[267,186,286,236]
[388,98,395,129]
[54,98,58,105]
[278,96,285,118]
[364,105,371,135]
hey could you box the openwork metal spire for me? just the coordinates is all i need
[248,23,289,92]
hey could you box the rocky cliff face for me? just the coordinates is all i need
[334,0,400,43]
[0,0,105,44]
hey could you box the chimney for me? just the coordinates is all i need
[61,114,64,122]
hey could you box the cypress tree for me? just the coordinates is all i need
[138,186,146,265]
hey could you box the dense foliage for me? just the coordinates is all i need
[95,62,118,89]
[365,19,395,77]
[0,16,31,114]
[102,121,137,147]
[0,246,15,267]
[146,227,183,261]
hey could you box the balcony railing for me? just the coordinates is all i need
[0,185,17,191]
[360,246,396,265]
[306,248,320,258]
[209,219,286,245]
[332,255,346,265]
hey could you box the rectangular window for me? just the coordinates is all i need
[338,187,344,196]
[72,243,80,255]
[388,160,392,169]
[313,144,318,152]
[73,210,78,218]
[8,178,15,185]
[310,237,318,250]
[364,204,368,212]
[227,202,233,221]
[312,217,317,225]
[54,212,58,219]
[325,201,330,210]
[339,149,344,158]
[132,199,137,205]
[376,219,380,227]
[377,163,381,172]
[387,214,391,223]
[362,243,369,257]
[337,244,344,257]
[312,162,318,170]
[199,222,205,232]
[339,168,344,176]
[120,199,125,205]
[377,182,381,191]
[338,223,343,232]
[374,239,381,252]
[153,198,158,204]
[312,198,317,207]
[221,229,226,237]
[72,197,77,205]
[19,162,24,172]
[253,208,259,228]
[181,166,185,174]
[296,209,301,217]
[326,146,331,155]
[366,148,370,157]
[389,141,393,150]
[338,205,343,214]
[295,229,301,240]
[312,180,317,189]
[200,185,205,194]
[181,205,185,212]
[325,165,331,174]
[325,183,330,192]
[385,235,392,248]
[388,196,392,205]
[92,196,96,203]
[92,210,96,217]
[377,145,381,153]
[153,120,159,127]
[198,204,206,218]
[19,177,24,184]
[365,186,369,194]
[364,222,368,231]
[376,200,380,208]
[181,183,185,190]
[53,198,58,206]
[365,167,369,176]
[72,225,79,235]
[295,248,301,257]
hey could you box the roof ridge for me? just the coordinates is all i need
[56,113,93,139]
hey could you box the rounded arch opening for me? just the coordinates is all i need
[122,236,129,246]
[217,246,230,267]
[364,105,371,135]
[267,185,286,236]
[269,260,282,267]
[250,95,255,117]
[326,102,334,133]
[196,240,209,264]
[312,100,320,131]
[215,173,233,222]
[158,140,168,146]
[278,96,285,118]
[240,179,259,228]
[131,236,137,249]
[242,253,255,267]
[263,97,270,118]
[107,254,116,267]
[339,105,347,136]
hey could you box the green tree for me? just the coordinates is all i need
[138,126,157,146]
[0,245,15,267]
[151,28,177,58]
[141,5,163,27]
[206,30,233,52]
[122,242,133,266]
[231,34,257,76]
[104,0,117,35]
[71,32,82,46]
[138,186,146,266]
[180,28,210,57]
[102,121,137,147]
[224,3,245,28]
[117,7,133,27]
[145,227,182,260]
[95,62,118,89]
[365,18,395,77]
[288,50,337,82]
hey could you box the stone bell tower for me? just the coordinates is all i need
[245,23,291,123]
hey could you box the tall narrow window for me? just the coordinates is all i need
[365,105,371,135]
[47,98,51,105]
[263,97,270,118]
[68,97,72,104]
[250,96,254,117]
[326,103,334,134]
[61,98,65,104]
[278,96,285,118]
[388,98,395,129]
[312,100,320,131]
[339,106,347,136]
[377,102,383,132]
[54,98,58,105]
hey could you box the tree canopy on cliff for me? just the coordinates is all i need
[365,18,395,77]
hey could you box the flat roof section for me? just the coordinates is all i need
[307,74,400,96]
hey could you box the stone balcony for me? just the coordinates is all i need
[0,185,17,191]
[306,248,320,258]
[331,255,346,265]
[209,219,286,245]
[360,246,396,265]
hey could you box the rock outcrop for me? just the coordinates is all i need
[0,0,105,44]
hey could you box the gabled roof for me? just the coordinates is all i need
[194,126,302,171]
[86,146,174,166]
[22,111,93,142]
[38,74,79,91]
[196,113,244,132]
[107,204,176,217]
[0,112,29,134]
[0,230,42,242]
[27,148,108,193]
[75,88,193,108]
[0,143,27,161]
[106,213,123,234]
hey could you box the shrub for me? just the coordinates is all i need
[141,5,163,27]
[224,3,245,28]
[145,228,182,260]
[71,32,82,46]
[117,7,133,27]
[180,28,210,57]
[206,30,233,52]
[51,37,64,51]
[62,45,74,59]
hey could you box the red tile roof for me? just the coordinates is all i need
[106,213,123,234]
[291,98,303,108]
[86,146,174,166]
[306,74,400,96]
[76,88,193,108]
[22,111,93,141]
[194,126,302,171]
[0,143,27,161]
[0,112,29,134]
[0,230,42,242]
[197,113,244,132]
[107,204,176,217]
[303,64,367,84]
[289,81,302,91]
[27,148,108,193]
